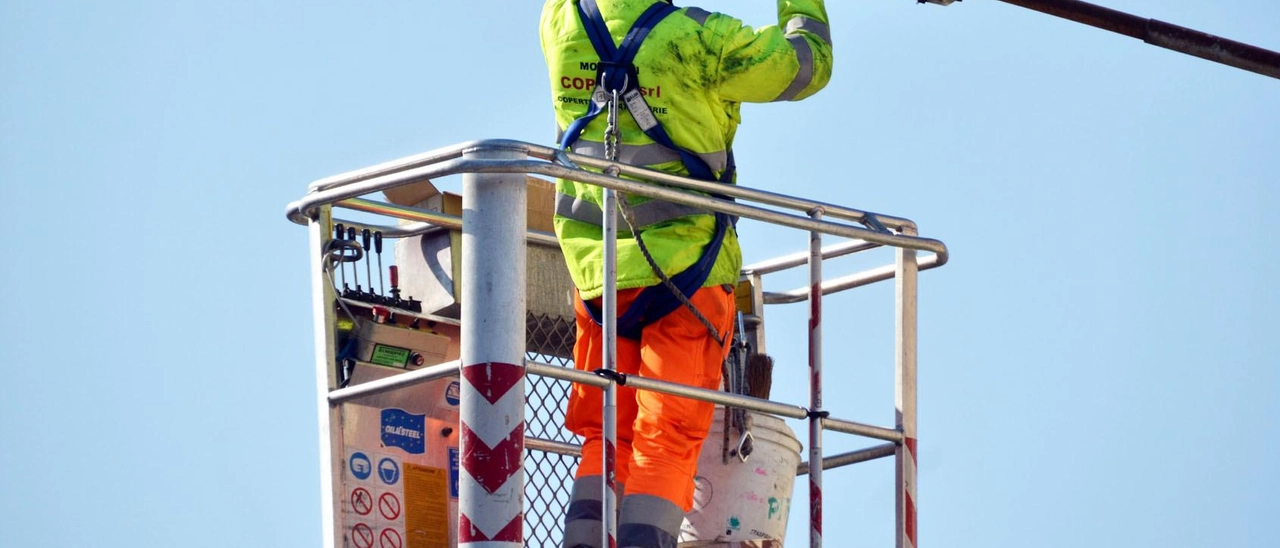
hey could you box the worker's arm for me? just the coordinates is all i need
[711,0,833,103]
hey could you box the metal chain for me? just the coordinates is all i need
[603,89,725,346]
[604,90,621,172]
[616,202,725,346]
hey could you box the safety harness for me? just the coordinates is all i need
[558,0,734,341]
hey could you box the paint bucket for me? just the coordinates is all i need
[680,407,802,546]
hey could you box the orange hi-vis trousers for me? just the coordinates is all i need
[566,284,737,512]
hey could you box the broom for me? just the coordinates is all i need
[745,353,774,400]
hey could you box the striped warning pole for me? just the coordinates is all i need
[895,227,920,548]
[459,146,527,547]
[807,207,825,548]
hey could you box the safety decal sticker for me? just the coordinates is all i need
[351,523,374,548]
[448,447,459,499]
[349,452,373,481]
[378,492,402,521]
[378,457,401,486]
[378,527,403,548]
[404,463,450,546]
[445,381,460,406]
[380,408,426,455]
[351,487,373,516]
[370,344,411,368]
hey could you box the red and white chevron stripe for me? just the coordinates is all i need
[809,478,823,547]
[898,436,918,548]
[458,361,525,546]
[605,436,617,548]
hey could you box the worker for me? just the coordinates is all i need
[540,0,832,546]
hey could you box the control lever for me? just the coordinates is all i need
[389,265,402,304]
[347,227,360,298]
[361,229,373,301]
[334,223,349,294]
[374,231,385,298]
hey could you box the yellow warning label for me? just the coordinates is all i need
[404,463,449,548]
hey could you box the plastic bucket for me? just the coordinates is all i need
[680,407,802,545]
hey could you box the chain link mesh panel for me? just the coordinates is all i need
[524,312,579,546]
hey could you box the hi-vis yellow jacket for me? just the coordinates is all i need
[541,0,833,300]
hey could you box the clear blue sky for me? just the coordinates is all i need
[2,1,1277,547]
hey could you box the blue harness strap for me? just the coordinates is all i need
[561,0,730,185]
[560,2,677,152]
[584,210,732,340]
[563,0,735,339]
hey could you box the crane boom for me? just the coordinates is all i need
[923,0,1280,80]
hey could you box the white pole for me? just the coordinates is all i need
[459,145,528,546]
[309,206,342,548]
[600,185,620,548]
[601,91,623,548]
[896,227,920,548]
[807,207,825,548]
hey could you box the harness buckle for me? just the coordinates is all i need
[595,60,631,94]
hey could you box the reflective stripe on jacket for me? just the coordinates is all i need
[541,0,833,300]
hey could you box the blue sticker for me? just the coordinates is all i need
[349,452,372,481]
[445,381,460,406]
[448,447,459,499]
[378,457,400,485]
[381,408,426,455]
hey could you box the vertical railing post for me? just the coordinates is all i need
[459,146,527,546]
[600,186,620,548]
[309,205,342,548]
[807,207,826,548]
[895,227,920,548]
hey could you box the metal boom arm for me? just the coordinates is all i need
[923,0,1280,80]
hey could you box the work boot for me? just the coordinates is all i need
[618,494,684,548]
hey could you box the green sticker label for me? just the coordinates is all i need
[370,344,411,367]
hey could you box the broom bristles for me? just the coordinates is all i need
[746,353,774,400]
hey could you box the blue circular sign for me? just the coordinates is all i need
[445,381,461,406]
[378,457,401,485]
[349,452,372,481]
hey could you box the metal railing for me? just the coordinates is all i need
[286,139,948,548]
